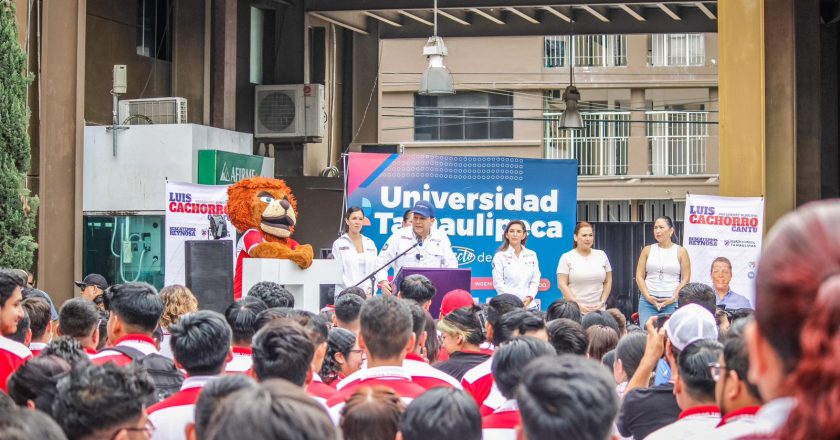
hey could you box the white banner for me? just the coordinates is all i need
[683,194,764,307]
[164,181,235,286]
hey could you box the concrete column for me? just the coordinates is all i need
[211,0,236,129]
[706,87,719,174]
[172,0,206,124]
[627,88,648,175]
[38,0,85,305]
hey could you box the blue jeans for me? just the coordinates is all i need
[638,297,677,328]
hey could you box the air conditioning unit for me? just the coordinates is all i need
[254,84,325,139]
[118,97,188,125]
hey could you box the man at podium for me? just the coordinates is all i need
[376,201,458,294]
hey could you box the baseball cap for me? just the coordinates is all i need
[440,289,475,317]
[412,200,435,218]
[664,303,718,351]
[74,273,109,290]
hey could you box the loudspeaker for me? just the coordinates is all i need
[185,240,234,314]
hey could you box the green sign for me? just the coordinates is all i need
[197,150,265,185]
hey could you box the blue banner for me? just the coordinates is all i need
[347,153,578,310]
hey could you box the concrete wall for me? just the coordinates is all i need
[83,125,257,213]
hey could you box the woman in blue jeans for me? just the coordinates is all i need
[634,216,691,326]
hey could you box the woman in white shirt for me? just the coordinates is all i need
[492,220,541,307]
[635,215,691,327]
[556,222,613,313]
[331,207,379,297]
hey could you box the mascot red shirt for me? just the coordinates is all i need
[227,177,314,299]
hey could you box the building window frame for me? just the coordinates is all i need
[646,111,708,175]
[648,34,705,67]
[413,92,514,141]
[545,111,630,176]
[136,0,173,61]
[545,35,627,68]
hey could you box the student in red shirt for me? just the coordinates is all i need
[90,282,165,366]
[22,297,52,356]
[517,355,619,440]
[148,310,233,440]
[7,355,70,414]
[52,362,156,440]
[186,375,257,440]
[0,269,30,392]
[251,320,315,388]
[56,298,101,356]
[481,337,556,440]
[328,296,427,421]
[321,327,364,387]
[398,387,482,440]
[402,302,460,389]
[223,297,267,374]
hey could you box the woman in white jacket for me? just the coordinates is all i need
[492,220,541,307]
[332,207,379,297]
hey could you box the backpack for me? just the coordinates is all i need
[110,346,184,404]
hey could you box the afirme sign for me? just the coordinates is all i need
[197,150,265,185]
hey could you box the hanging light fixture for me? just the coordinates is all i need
[419,0,455,95]
[560,23,584,130]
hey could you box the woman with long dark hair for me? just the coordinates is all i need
[491,220,541,308]
[320,327,364,387]
[635,216,690,326]
[556,221,613,314]
[332,206,379,297]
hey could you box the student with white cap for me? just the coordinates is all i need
[616,303,719,439]
[375,201,457,295]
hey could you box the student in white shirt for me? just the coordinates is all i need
[332,206,379,297]
[556,221,612,313]
[492,220,541,307]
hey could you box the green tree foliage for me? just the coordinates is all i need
[0,1,38,270]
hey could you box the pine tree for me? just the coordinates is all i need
[0,0,38,270]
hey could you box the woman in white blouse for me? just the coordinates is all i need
[556,222,613,313]
[492,220,541,307]
[331,207,379,297]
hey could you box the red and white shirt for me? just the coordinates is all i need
[461,358,494,406]
[0,337,32,392]
[684,405,761,440]
[235,228,300,300]
[480,382,507,416]
[90,334,159,366]
[403,352,461,390]
[482,399,521,440]
[646,405,721,440]
[29,342,48,357]
[307,373,337,406]
[224,346,253,374]
[327,366,427,424]
[147,375,216,440]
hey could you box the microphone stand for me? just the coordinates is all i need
[354,240,423,295]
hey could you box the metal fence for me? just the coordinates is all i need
[545,111,630,176]
[545,35,627,68]
[646,111,708,175]
[649,34,705,66]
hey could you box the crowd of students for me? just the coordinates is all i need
[0,200,839,439]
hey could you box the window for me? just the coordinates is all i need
[545,110,630,176]
[545,35,627,68]
[646,111,708,175]
[136,0,172,61]
[414,92,513,141]
[649,34,704,66]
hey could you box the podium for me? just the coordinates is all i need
[243,259,341,313]
[394,267,472,318]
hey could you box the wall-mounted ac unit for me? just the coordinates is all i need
[255,84,325,140]
[118,97,188,125]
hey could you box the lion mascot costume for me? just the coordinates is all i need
[228,177,314,299]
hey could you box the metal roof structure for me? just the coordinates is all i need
[305,1,718,37]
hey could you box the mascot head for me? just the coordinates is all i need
[227,177,299,239]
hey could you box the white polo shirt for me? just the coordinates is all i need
[646,405,721,440]
[332,233,379,296]
[492,245,541,301]
[147,375,217,440]
[375,226,458,285]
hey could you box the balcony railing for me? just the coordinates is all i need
[545,35,627,68]
[545,111,630,176]
[646,111,708,175]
